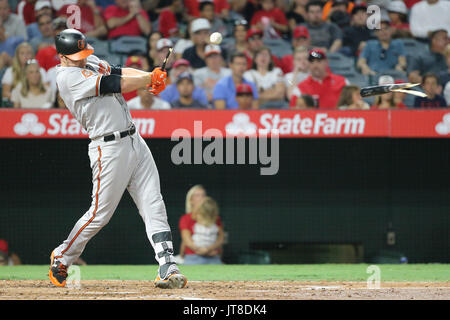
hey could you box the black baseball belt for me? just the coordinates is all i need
[103,124,136,142]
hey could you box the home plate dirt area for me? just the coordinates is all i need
[1,280,449,300]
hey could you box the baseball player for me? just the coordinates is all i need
[48,29,187,289]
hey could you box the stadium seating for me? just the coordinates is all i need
[327,52,356,74]
[86,38,110,57]
[263,38,292,58]
[110,36,147,55]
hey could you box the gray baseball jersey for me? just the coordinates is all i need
[55,55,133,140]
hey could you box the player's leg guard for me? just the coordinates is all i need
[152,231,187,289]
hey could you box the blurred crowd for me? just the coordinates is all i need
[1,0,450,110]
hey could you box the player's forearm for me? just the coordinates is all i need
[120,74,152,93]
[122,67,149,77]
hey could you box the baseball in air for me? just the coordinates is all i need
[210,32,223,45]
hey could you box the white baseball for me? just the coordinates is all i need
[210,32,223,45]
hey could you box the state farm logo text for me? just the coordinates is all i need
[259,113,365,135]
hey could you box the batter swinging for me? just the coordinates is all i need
[49,29,187,289]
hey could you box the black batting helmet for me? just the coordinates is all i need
[55,29,94,61]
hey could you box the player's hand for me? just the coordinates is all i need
[148,67,167,95]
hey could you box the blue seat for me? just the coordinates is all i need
[110,36,147,55]
[263,38,292,58]
[86,38,110,57]
[340,71,369,88]
[327,52,355,73]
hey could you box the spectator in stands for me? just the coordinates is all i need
[182,18,211,69]
[337,85,370,110]
[409,0,450,40]
[290,48,348,109]
[250,0,289,38]
[408,29,449,83]
[438,44,450,89]
[325,0,352,29]
[11,59,54,108]
[128,86,171,109]
[16,0,38,25]
[387,0,412,39]
[2,42,47,102]
[280,25,311,74]
[0,239,21,265]
[155,38,174,70]
[284,46,310,101]
[301,1,343,53]
[199,0,228,38]
[357,20,406,76]
[371,75,408,109]
[342,4,373,57]
[184,0,230,20]
[179,196,224,265]
[26,1,53,40]
[287,0,308,31]
[292,94,316,109]
[146,31,162,69]
[51,0,77,11]
[0,0,27,58]
[30,13,54,53]
[322,0,354,21]
[193,44,231,104]
[160,59,209,106]
[243,46,286,109]
[223,19,249,56]
[104,0,151,39]
[213,51,259,109]
[57,0,107,38]
[171,72,208,109]
[34,17,66,72]
[158,0,182,38]
[244,28,283,71]
[235,83,255,110]
[229,0,257,23]
[413,73,448,108]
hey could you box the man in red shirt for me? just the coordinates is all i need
[57,0,107,38]
[158,0,183,38]
[103,0,151,39]
[250,0,288,37]
[290,49,348,109]
[184,0,229,19]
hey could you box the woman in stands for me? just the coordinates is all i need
[11,59,54,109]
[243,46,286,109]
[1,42,48,104]
[337,85,370,110]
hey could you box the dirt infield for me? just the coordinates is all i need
[1,280,449,300]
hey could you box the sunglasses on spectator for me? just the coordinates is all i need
[379,48,386,60]
[26,59,38,65]
[234,20,248,26]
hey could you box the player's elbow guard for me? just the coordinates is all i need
[99,75,122,95]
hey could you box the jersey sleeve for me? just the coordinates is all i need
[68,69,102,101]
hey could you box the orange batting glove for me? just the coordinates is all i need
[148,67,167,95]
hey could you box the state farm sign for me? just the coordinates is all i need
[0,109,448,138]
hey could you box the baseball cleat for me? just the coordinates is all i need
[154,264,187,289]
[49,251,68,287]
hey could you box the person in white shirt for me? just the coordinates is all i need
[193,44,231,103]
[1,42,48,101]
[410,0,450,39]
[128,86,171,110]
[284,46,310,101]
[11,59,54,108]
[243,46,286,109]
